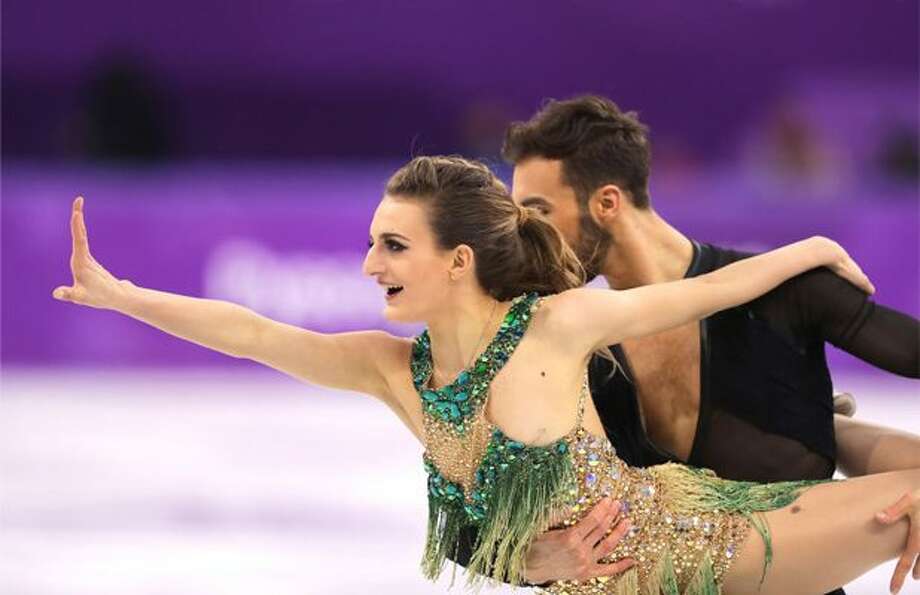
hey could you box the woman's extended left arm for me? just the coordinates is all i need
[552,236,875,353]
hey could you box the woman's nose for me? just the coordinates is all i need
[362,246,381,277]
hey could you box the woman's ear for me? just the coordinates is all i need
[448,244,474,281]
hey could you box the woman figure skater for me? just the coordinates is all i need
[53,156,918,594]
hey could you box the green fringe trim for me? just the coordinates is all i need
[644,553,680,595]
[423,460,824,592]
[613,566,639,595]
[650,463,826,586]
[421,495,467,586]
[421,447,575,588]
[592,552,713,595]
[649,463,819,515]
[684,552,720,595]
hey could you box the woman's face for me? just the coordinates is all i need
[362,195,454,322]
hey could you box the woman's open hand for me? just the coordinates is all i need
[813,236,876,296]
[52,197,127,310]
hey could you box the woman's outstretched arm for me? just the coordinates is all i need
[52,197,407,402]
[549,236,874,353]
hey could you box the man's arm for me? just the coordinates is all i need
[794,267,919,377]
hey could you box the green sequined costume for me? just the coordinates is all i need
[413,293,824,594]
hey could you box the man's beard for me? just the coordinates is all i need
[572,214,612,283]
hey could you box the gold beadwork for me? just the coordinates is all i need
[423,411,493,498]
[541,427,750,594]
[416,294,762,593]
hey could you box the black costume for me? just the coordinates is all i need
[592,241,918,480]
[590,241,919,595]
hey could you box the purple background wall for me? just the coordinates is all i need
[3,163,916,375]
[4,0,918,159]
[2,0,917,377]
[2,5,918,595]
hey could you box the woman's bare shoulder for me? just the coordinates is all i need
[533,289,595,334]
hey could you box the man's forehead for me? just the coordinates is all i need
[514,156,565,184]
[512,159,574,204]
[514,156,562,178]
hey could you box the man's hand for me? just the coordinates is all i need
[876,490,920,594]
[523,497,636,585]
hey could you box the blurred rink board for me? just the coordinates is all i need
[2,162,917,372]
[1,369,917,595]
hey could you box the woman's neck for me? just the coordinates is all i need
[426,292,508,385]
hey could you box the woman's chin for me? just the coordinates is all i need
[382,303,412,323]
[382,301,428,324]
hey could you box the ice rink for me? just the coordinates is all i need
[1,368,917,595]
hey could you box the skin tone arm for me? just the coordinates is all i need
[52,197,412,421]
[550,236,874,354]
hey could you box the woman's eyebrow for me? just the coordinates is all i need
[379,232,411,242]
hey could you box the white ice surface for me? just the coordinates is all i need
[1,368,917,595]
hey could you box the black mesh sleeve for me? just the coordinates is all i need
[794,268,919,377]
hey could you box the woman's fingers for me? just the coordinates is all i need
[58,197,90,304]
[52,286,74,302]
[850,259,875,295]
[836,257,875,296]
[71,196,90,259]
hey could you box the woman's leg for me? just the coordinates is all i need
[722,468,919,595]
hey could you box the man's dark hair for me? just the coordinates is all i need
[502,95,652,208]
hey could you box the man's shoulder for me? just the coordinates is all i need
[699,241,846,298]
[693,241,755,274]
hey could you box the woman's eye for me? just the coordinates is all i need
[386,240,406,252]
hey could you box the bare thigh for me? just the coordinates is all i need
[722,469,919,595]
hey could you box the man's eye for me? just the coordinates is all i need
[386,240,406,252]
[538,207,551,216]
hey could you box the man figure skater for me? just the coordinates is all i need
[499,95,920,593]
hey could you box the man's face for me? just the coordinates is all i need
[511,157,610,281]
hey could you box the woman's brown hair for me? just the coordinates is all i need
[385,155,585,301]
